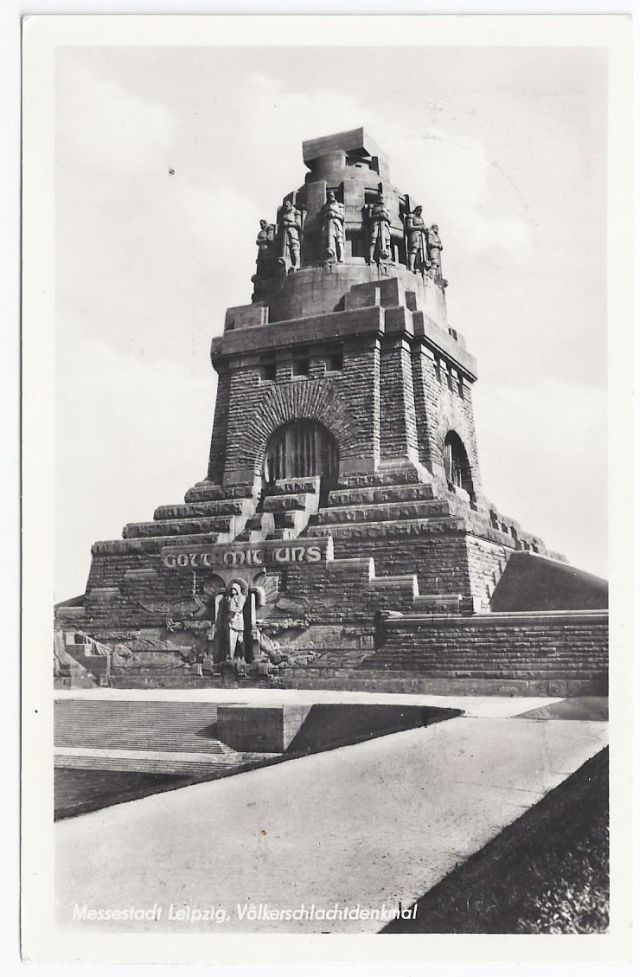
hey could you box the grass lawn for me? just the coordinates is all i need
[383,747,609,934]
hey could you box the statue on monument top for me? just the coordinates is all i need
[251,219,277,301]
[366,191,391,265]
[404,205,427,274]
[278,200,302,270]
[427,223,444,280]
[255,219,276,272]
[319,190,345,263]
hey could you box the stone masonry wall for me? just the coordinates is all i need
[207,370,231,484]
[413,343,483,494]
[332,530,473,596]
[217,344,381,485]
[465,535,512,609]
[76,541,418,634]
[370,610,608,689]
[379,336,419,463]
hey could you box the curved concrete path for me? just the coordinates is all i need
[56,705,607,934]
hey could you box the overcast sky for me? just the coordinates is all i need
[55,45,607,600]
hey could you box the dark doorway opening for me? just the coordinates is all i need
[264,420,339,501]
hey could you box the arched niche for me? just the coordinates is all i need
[264,420,339,488]
[444,430,474,498]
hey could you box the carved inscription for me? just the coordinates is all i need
[162,541,324,571]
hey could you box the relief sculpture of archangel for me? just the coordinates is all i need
[213,579,248,663]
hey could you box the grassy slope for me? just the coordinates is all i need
[383,747,609,934]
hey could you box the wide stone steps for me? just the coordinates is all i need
[54,700,231,755]
[307,515,464,539]
[154,498,254,520]
[184,482,253,503]
[256,484,321,541]
[93,532,226,555]
[264,477,321,496]
[328,482,436,507]
[311,498,452,526]
[122,514,246,539]
[262,494,311,513]
[340,467,432,488]
[263,528,299,541]
[62,646,109,683]
[54,747,251,775]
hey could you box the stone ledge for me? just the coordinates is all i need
[370,574,419,595]
[211,306,385,361]
[154,499,252,520]
[412,312,478,379]
[315,497,451,524]
[328,483,436,507]
[380,608,609,629]
[307,515,467,539]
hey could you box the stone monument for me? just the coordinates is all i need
[55,127,607,693]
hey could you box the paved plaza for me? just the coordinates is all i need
[56,692,608,934]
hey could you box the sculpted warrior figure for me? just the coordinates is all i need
[427,224,443,278]
[279,200,302,269]
[255,219,276,275]
[404,205,427,273]
[215,581,247,662]
[366,192,391,264]
[319,190,345,262]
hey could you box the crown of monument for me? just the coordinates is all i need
[250,127,445,322]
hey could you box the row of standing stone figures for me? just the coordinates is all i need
[254,193,443,278]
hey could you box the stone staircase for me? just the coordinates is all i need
[152,470,465,617]
[54,699,230,753]
[122,493,256,544]
[56,632,111,687]
[76,465,561,686]
[301,469,471,611]
[246,476,322,542]
[119,476,325,547]
[306,470,464,544]
[55,641,101,689]
[54,747,251,776]
[53,699,279,774]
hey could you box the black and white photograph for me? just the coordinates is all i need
[19,12,635,965]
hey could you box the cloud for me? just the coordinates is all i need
[53,48,607,598]
[56,58,177,175]
[55,338,215,601]
[474,379,607,575]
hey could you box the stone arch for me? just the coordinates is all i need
[236,379,363,479]
[264,420,339,484]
